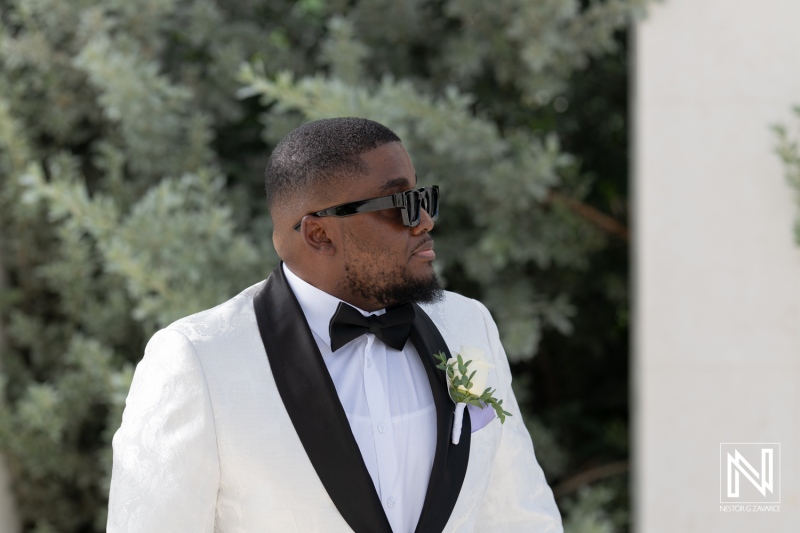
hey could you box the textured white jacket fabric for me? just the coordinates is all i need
[107,279,563,532]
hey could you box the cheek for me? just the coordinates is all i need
[350,218,409,252]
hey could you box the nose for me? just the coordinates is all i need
[411,206,434,234]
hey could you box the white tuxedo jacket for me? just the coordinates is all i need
[108,265,563,532]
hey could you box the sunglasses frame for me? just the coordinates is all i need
[292,185,439,231]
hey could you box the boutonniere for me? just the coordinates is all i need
[434,345,512,444]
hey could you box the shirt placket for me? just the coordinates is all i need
[361,334,401,521]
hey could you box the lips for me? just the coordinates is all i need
[412,239,435,260]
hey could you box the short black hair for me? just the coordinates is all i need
[264,117,401,212]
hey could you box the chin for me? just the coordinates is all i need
[381,269,444,307]
[410,260,436,277]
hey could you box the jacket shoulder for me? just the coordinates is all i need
[418,291,495,349]
[164,281,263,344]
[418,289,484,320]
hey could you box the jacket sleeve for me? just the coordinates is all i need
[107,328,219,533]
[472,300,564,533]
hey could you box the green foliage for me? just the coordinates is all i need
[562,484,628,533]
[774,110,800,245]
[0,0,646,530]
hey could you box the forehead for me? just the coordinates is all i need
[352,142,417,197]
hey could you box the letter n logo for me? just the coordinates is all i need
[720,443,780,503]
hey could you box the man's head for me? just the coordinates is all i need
[264,117,442,311]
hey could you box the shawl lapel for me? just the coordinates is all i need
[409,303,471,533]
[253,265,392,533]
[252,264,471,533]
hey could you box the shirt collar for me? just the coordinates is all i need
[282,263,385,350]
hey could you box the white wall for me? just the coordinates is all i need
[634,0,800,531]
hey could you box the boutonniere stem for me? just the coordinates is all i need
[435,346,511,445]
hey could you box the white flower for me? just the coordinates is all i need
[446,345,494,396]
[433,346,510,444]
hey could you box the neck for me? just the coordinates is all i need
[285,262,385,312]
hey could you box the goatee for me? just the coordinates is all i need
[344,264,444,308]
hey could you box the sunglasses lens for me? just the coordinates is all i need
[406,190,420,226]
[400,186,439,227]
[424,187,439,220]
[419,193,429,216]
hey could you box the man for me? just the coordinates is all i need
[107,118,562,532]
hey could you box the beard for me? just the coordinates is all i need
[344,265,444,308]
[341,243,444,308]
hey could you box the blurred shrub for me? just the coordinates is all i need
[0,0,646,530]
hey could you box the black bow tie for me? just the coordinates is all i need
[328,302,416,352]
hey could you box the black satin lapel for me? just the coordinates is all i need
[410,304,471,533]
[252,265,392,533]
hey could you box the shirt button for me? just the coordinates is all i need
[377,423,387,434]
[366,358,372,368]
[387,497,396,508]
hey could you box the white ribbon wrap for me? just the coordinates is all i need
[451,402,466,445]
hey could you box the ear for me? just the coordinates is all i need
[299,216,337,256]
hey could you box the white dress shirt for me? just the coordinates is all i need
[283,264,437,533]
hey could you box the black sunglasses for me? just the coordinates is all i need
[292,185,439,231]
